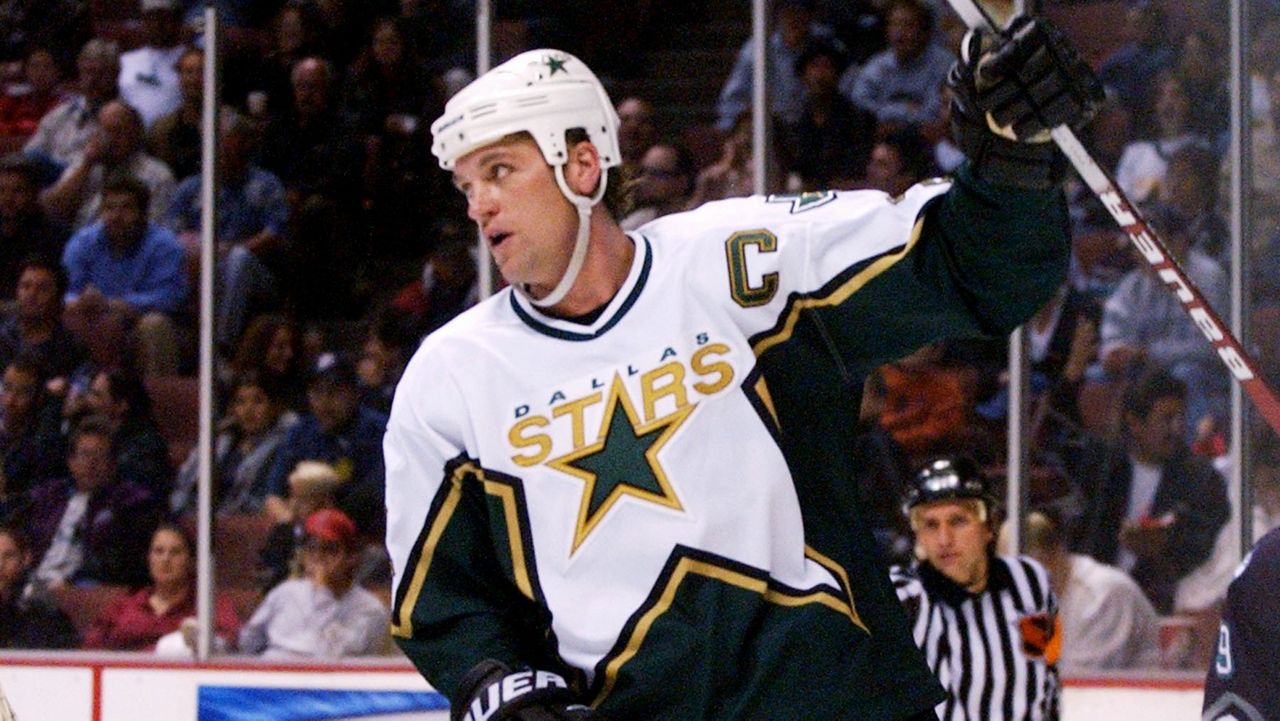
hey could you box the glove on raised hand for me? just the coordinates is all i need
[948,15,1105,189]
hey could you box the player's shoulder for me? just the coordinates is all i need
[640,183,950,247]
[1234,526,1280,586]
[397,291,518,392]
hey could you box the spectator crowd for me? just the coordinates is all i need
[0,0,1275,674]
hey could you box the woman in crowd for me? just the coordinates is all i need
[83,524,241,653]
[225,314,307,411]
[170,371,299,516]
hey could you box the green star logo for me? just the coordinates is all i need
[547,375,690,552]
[544,54,568,75]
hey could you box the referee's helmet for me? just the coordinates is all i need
[902,456,999,523]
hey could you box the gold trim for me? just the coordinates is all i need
[751,218,927,357]
[753,375,778,427]
[547,374,691,553]
[804,545,868,633]
[594,555,863,706]
[391,462,535,639]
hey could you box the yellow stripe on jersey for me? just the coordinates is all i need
[751,217,927,357]
[594,555,862,707]
[391,462,535,639]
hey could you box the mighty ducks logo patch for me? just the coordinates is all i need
[505,335,736,552]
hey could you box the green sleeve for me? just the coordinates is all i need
[391,463,569,702]
[806,163,1070,374]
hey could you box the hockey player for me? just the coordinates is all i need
[892,458,1061,721]
[384,15,1102,721]
[1202,526,1280,721]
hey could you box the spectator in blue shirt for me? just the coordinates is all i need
[715,0,844,132]
[263,353,388,540]
[840,0,954,133]
[62,174,188,376]
[165,110,289,352]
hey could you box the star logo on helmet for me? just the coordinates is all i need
[543,54,568,75]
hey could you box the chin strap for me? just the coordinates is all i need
[522,165,609,309]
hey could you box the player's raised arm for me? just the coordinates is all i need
[839,16,1101,364]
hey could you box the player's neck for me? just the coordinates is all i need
[543,221,634,318]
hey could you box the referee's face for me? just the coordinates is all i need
[914,500,993,593]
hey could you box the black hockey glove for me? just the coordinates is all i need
[451,659,600,721]
[948,15,1105,189]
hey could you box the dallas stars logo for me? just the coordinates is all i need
[547,375,691,552]
[543,54,568,75]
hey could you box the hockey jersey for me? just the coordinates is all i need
[385,167,1069,721]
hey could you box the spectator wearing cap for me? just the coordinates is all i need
[118,0,190,128]
[776,39,876,190]
[61,174,188,376]
[263,353,388,538]
[238,508,388,659]
[0,156,68,301]
[839,0,953,133]
[715,0,845,132]
[257,460,343,592]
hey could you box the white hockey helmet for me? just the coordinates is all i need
[430,49,622,308]
[431,49,621,172]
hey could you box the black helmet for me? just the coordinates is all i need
[902,457,997,519]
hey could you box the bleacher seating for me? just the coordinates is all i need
[50,584,130,641]
[144,375,200,470]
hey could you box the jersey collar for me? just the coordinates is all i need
[509,234,652,341]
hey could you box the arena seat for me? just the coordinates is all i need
[1077,379,1123,440]
[50,584,130,642]
[212,513,278,589]
[144,375,199,470]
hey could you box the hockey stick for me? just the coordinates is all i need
[0,679,17,721]
[946,0,1280,437]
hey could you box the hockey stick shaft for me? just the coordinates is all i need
[947,0,1280,437]
[0,679,17,721]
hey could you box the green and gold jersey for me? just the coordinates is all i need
[385,167,1069,721]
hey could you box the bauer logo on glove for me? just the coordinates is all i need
[947,14,1105,188]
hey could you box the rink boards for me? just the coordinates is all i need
[0,655,1204,720]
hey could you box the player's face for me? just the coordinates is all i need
[453,136,578,296]
[913,500,992,592]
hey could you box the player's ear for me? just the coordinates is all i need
[563,139,602,197]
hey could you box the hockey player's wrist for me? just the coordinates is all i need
[452,659,599,721]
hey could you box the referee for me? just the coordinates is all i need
[891,458,1062,721]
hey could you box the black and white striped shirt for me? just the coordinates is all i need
[891,555,1061,721]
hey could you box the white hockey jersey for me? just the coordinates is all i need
[385,172,1071,721]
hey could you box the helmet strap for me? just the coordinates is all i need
[523,163,609,309]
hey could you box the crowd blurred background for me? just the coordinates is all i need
[0,0,1276,673]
